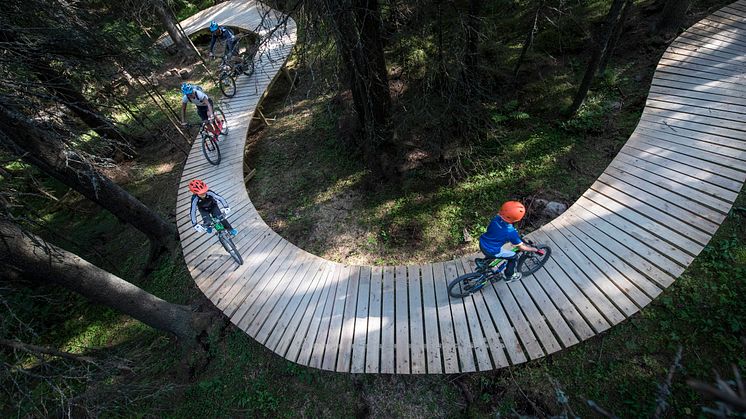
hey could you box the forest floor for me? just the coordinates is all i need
[3,0,745,417]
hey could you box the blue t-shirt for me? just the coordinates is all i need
[479,216,522,256]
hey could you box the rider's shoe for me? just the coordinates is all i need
[505,272,522,283]
[230,228,238,237]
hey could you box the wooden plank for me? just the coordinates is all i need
[441,261,477,371]
[539,225,633,322]
[583,187,703,258]
[420,264,443,374]
[565,205,677,287]
[306,264,342,368]
[628,131,746,176]
[380,266,396,373]
[365,266,383,373]
[602,164,724,231]
[431,262,462,373]
[551,216,659,303]
[655,69,746,94]
[210,234,285,310]
[475,262,544,359]
[250,254,321,341]
[467,265,527,365]
[225,244,297,330]
[351,266,372,373]
[283,263,336,362]
[503,278,562,355]
[609,156,733,215]
[652,77,744,101]
[624,136,746,196]
[336,266,361,372]
[638,116,746,155]
[517,277,579,348]
[450,261,492,370]
[269,260,329,354]
[575,197,691,273]
[321,265,353,370]
[528,264,595,341]
[394,266,410,374]
[590,177,711,247]
[530,229,612,333]
[657,56,746,82]
[641,107,746,149]
[407,265,426,374]
[455,259,510,368]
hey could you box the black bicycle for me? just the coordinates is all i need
[217,36,257,97]
[206,214,243,266]
[447,240,551,298]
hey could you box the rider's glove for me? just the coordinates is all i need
[194,224,205,233]
[221,207,231,215]
[206,226,213,234]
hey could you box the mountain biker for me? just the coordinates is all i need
[208,20,237,60]
[478,201,539,283]
[179,83,220,135]
[188,179,238,237]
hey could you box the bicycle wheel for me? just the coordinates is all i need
[201,134,222,165]
[218,233,243,265]
[448,272,488,298]
[219,73,236,97]
[241,56,254,76]
[516,245,552,276]
[214,107,228,135]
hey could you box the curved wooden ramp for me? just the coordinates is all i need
[169,1,746,373]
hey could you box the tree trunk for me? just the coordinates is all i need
[567,0,626,117]
[513,0,545,77]
[463,0,482,74]
[326,0,392,178]
[29,61,128,146]
[0,106,177,253]
[0,221,209,342]
[599,0,634,74]
[656,0,693,35]
[152,0,196,58]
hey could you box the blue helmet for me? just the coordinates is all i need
[181,82,194,95]
[209,21,219,32]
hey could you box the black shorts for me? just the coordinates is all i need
[196,98,214,121]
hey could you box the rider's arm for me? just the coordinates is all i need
[517,242,539,253]
[209,33,217,55]
[189,196,199,225]
[181,102,188,123]
[207,191,229,209]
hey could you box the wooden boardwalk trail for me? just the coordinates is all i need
[165,1,746,373]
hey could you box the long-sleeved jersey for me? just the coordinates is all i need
[190,190,229,225]
[209,27,235,55]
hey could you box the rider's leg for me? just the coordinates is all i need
[207,98,220,134]
[196,105,214,134]
[210,205,233,230]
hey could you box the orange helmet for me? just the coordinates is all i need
[499,201,525,223]
[188,179,208,194]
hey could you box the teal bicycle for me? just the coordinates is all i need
[448,240,551,298]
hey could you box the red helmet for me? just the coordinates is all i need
[188,179,208,194]
[499,201,525,223]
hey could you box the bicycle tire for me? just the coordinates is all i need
[516,245,552,276]
[214,107,228,135]
[218,233,243,265]
[448,272,487,298]
[242,57,254,76]
[201,134,222,165]
[219,73,236,97]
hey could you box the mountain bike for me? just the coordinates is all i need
[185,106,227,165]
[447,240,551,298]
[216,37,256,98]
[206,214,243,266]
